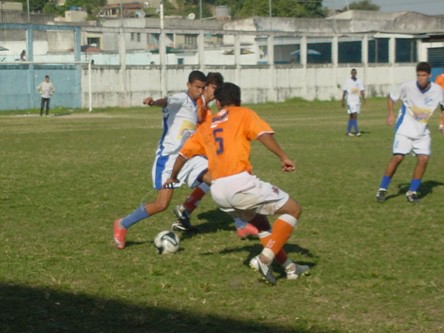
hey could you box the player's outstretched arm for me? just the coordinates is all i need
[143,97,167,107]
[257,133,295,172]
[163,154,188,189]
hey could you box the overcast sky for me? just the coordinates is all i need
[328,0,444,16]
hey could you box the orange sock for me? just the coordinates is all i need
[182,183,210,213]
[265,215,296,256]
[258,231,288,265]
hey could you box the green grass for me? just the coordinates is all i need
[1,99,443,333]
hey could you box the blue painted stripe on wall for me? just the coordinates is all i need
[0,64,81,111]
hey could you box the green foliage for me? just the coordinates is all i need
[345,0,380,11]
[19,0,48,12]
[18,0,326,19]
[1,99,444,332]
[236,0,325,18]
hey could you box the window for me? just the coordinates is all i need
[184,34,197,49]
[368,38,389,63]
[307,42,331,64]
[428,47,444,67]
[396,38,417,63]
[338,41,361,63]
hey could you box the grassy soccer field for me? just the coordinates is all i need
[1,99,443,333]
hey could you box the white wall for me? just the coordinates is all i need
[81,63,417,108]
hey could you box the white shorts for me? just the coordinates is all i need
[347,104,361,114]
[152,154,208,190]
[210,172,290,222]
[392,133,431,156]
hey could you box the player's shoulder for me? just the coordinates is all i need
[228,106,255,116]
[401,80,416,89]
[430,82,443,93]
[168,91,193,106]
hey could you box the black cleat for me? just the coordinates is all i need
[172,205,195,232]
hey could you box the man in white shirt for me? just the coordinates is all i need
[113,70,208,250]
[342,68,365,136]
[36,75,55,116]
[376,62,444,203]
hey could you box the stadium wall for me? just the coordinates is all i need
[80,63,415,108]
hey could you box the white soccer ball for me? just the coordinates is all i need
[154,230,180,255]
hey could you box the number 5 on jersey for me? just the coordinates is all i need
[213,128,224,154]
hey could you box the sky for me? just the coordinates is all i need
[328,0,444,16]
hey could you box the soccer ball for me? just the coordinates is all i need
[154,230,180,255]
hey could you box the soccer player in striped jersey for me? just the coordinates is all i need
[376,62,444,203]
[113,70,207,250]
[164,82,309,285]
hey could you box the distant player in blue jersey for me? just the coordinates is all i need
[342,68,365,136]
[376,62,444,203]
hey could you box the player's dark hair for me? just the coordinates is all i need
[206,72,224,87]
[416,62,431,74]
[188,70,206,84]
[214,82,241,107]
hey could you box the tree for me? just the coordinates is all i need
[19,0,48,13]
[344,0,380,11]
[237,0,325,18]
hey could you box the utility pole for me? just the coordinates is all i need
[269,0,272,17]
[120,0,123,25]
[200,0,203,20]
[160,0,166,97]
[27,0,30,22]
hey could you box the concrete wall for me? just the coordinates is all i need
[80,63,416,108]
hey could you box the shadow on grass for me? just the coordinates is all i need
[384,180,444,201]
[216,242,317,281]
[0,283,337,333]
[173,209,235,240]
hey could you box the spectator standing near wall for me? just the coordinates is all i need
[36,75,56,117]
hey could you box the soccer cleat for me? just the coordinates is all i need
[172,205,195,231]
[355,132,362,137]
[405,191,419,203]
[113,218,127,250]
[249,256,259,271]
[285,263,310,280]
[253,255,276,285]
[376,188,387,203]
[236,223,259,239]
[347,132,355,137]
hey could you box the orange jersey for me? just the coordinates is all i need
[196,96,212,125]
[435,73,444,91]
[180,106,274,180]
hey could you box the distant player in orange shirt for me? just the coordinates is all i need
[435,71,444,91]
[164,82,310,285]
[435,71,444,132]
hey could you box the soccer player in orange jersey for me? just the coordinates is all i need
[172,73,259,238]
[164,82,309,285]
